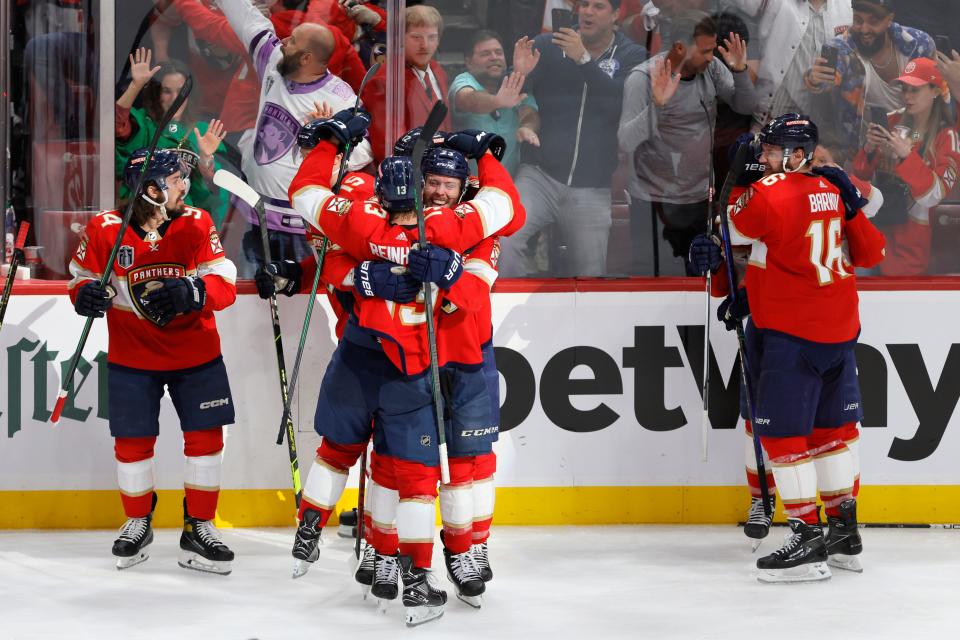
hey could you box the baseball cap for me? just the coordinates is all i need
[852,0,894,16]
[896,57,951,102]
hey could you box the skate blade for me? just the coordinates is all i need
[750,539,763,553]
[456,593,483,609]
[376,597,391,614]
[292,559,312,579]
[827,554,863,573]
[404,605,444,627]
[115,545,151,570]
[337,524,357,539]
[178,550,231,576]
[757,561,831,584]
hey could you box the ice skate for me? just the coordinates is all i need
[443,543,485,608]
[744,495,776,551]
[472,541,493,582]
[338,508,358,539]
[399,555,446,627]
[112,492,156,570]
[354,540,375,598]
[291,509,321,579]
[826,499,863,573]
[178,500,234,575]
[371,551,400,613]
[756,517,831,584]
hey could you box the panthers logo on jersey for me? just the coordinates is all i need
[127,262,187,326]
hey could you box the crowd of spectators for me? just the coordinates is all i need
[8,0,960,279]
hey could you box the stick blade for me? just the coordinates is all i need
[50,391,67,425]
[213,170,262,209]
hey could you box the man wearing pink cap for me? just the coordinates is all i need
[853,56,960,275]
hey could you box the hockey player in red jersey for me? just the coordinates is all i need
[284,112,522,625]
[697,115,885,583]
[68,148,238,574]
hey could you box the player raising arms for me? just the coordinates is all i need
[698,114,885,583]
[68,149,238,574]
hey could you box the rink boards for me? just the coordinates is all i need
[2,278,960,528]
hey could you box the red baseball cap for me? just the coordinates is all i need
[896,57,946,89]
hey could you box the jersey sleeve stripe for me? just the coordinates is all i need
[464,259,498,288]
[471,186,514,239]
[199,258,238,285]
[253,32,280,80]
[290,184,335,233]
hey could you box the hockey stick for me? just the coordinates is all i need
[716,142,772,518]
[355,447,367,560]
[0,221,30,334]
[213,169,303,508]
[699,99,715,463]
[411,100,451,485]
[275,61,382,447]
[51,74,194,425]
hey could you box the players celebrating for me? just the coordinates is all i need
[68,148,239,574]
[705,114,885,583]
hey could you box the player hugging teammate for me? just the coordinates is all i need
[68,148,239,574]
[256,108,523,625]
[691,114,886,583]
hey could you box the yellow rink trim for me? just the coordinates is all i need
[1,485,959,529]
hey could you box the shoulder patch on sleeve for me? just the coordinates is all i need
[731,187,755,217]
[453,202,478,219]
[325,196,353,217]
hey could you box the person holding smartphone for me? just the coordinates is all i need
[803,0,936,149]
[852,57,960,275]
[723,0,851,130]
[501,0,646,278]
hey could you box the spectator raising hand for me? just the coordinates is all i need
[194,119,227,178]
[118,48,161,110]
[651,57,681,107]
[513,36,541,76]
[717,32,748,72]
[495,71,528,109]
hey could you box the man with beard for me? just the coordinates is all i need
[449,30,540,176]
[618,11,756,276]
[217,0,373,275]
[804,0,935,148]
[500,0,646,278]
[362,5,453,161]
[68,148,239,574]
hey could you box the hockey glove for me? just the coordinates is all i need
[255,260,302,299]
[442,129,507,161]
[74,282,115,318]
[688,233,722,275]
[717,288,749,331]
[408,244,463,290]
[142,276,206,326]
[812,166,868,220]
[353,261,420,302]
[298,109,371,151]
[393,126,448,156]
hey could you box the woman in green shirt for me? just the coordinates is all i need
[116,49,228,225]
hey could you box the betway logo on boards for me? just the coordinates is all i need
[0,326,956,462]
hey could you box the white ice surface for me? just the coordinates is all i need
[1,525,958,639]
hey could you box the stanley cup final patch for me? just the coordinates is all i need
[118,245,135,270]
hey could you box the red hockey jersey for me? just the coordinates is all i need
[728,171,885,343]
[289,142,524,374]
[852,112,960,275]
[300,171,376,338]
[68,208,237,371]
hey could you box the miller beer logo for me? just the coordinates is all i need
[118,245,135,270]
[127,262,187,325]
